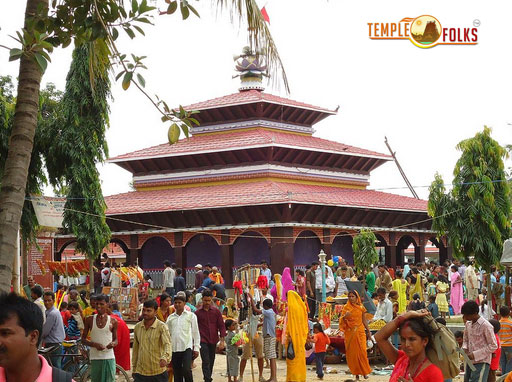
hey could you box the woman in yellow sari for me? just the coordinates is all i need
[156,293,173,322]
[391,270,408,313]
[407,269,424,301]
[340,290,372,379]
[285,290,308,382]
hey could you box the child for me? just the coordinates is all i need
[408,293,425,311]
[436,276,450,318]
[111,303,123,319]
[499,306,512,374]
[479,299,496,321]
[427,295,440,318]
[59,301,69,326]
[309,323,330,379]
[427,277,437,298]
[65,301,84,340]
[461,300,498,382]
[225,319,240,382]
[388,290,400,348]
[488,319,501,382]
[454,331,465,372]
[252,298,278,382]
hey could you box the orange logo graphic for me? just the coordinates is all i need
[368,15,478,48]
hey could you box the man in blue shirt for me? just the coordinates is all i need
[42,291,66,368]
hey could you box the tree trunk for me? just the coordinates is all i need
[0,0,47,292]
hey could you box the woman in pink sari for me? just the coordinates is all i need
[450,265,464,314]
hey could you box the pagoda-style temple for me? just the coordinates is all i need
[55,51,451,287]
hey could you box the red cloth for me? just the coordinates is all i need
[110,314,131,371]
[257,275,268,289]
[390,350,444,382]
[491,334,501,371]
[233,281,243,295]
[61,310,71,327]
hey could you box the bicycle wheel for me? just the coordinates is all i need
[82,363,130,382]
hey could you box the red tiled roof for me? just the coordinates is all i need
[181,90,336,114]
[105,181,427,215]
[109,128,390,161]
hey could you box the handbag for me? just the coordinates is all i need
[286,340,295,360]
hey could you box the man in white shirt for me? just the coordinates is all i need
[371,288,393,323]
[167,294,200,382]
[30,285,46,324]
[162,260,175,297]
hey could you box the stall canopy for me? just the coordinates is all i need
[501,238,512,266]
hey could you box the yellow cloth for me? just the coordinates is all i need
[436,281,449,313]
[83,306,95,317]
[391,279,408,314]
[225,298,238,319]
[285,291,308,382]
[156,307,173,322]
[339,291,372,377]
[132,319,172,376]
[409,274,424,301]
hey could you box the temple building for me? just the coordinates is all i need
[55,51,451,287]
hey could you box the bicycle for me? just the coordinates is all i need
[39,340,130,382]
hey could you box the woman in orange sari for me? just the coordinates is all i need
[340,290,372,379]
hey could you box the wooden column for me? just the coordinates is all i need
[174,232,185,269]
[415,245,425,264]
[386,245,397,268]
[220,229,234,287]
[270,227,294,275]
[322,228,332,257]
[127,234,138,265]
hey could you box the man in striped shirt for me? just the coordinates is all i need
[132,299,172,382]
[499,306,512,374]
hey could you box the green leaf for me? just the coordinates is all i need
[188,117,200,126]
[136,73,146,87]
[180,123,190,138]
[167,1,178,14]
[133,25,145,36]
[168,123,180,144]
[161,115,170,122]
[9,48,23,61]
[137,17,152,24]
[124,27,135,39]
[180,4,190,20]
[34,52,48,73]
[188,4,200,18]
[122,72,133,90]
[115,70,125,81]
[112,27,119,41]
[131,0,138,14]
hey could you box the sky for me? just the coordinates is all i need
[1,0,511,201]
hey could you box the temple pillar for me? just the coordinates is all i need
[127,234,139,265]
[322,229,332,257]
[270,226,294,275]
[221,229,234,287]
[386,246,397,269]
[415,245,425,264]
[174,232,185,269]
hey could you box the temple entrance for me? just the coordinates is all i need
[233,231,270,266]
[294,230,321,266]
[140,236,174,269]
[185,234,221,268]
[331,232,354,265]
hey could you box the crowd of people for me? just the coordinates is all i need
[3,256,512,382]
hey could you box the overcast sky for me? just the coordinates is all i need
[1,1,511,201]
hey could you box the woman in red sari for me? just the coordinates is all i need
[374,309,444,382]
[110,313,131,371]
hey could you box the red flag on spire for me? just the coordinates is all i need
[261,6,270,24]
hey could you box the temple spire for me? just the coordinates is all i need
[233,46,267,92]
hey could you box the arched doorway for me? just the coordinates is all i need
[294,230,321,266]
[331,232,354,265]
[140,236,174,269]
[397,235,417,267]
[185,234,221,269]
[233,231,270,266]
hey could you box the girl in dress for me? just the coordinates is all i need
[225,319,240,382]
[436,275,450,318]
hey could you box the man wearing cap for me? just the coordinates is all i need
[194,264,204,290]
